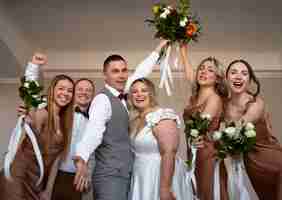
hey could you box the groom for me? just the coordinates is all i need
[74,40,168,200]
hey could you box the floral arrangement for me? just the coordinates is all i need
[184,112,211,166]
[213,122,256,159]
[146,0,202,43]
[19,76,46,111]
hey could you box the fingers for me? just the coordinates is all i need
[17,105,28,116]
[73,160,89,192]
[31,53,47,65]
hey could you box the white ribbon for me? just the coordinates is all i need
[4,116,44,186]
[227,156,251,200]
[214,159,221,200]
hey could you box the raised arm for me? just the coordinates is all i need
[124,40,169,93]
[25,53,47,81]
[180,44,195,83]
[153,119,179,200]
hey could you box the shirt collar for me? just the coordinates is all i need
[105,84,123,97]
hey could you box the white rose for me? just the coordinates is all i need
[24,82,30,88]
[32,94,39,99]
[245,130,256,138]
[190,129,199,138]
[160,8,170,18]
[212,131,222,141]
[245,122,255,131]
[34,80,40,87]
[201,113,211,120]
[224,127,237,138]
[179,17,188,27]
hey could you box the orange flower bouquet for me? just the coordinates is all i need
[146,0,202,43]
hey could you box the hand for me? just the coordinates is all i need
[73,156,89,192]
[191,135,205,148]
[17,103,28,117]
[179,42,188,55]
[31,53,47,66]
[160,187,176,200]
[155,39,170,53]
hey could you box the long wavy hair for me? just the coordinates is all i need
[128,78,159,136]
[226,59,261,99]
[46,74,74,160]
[192,57,228,99]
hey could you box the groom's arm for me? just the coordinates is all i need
[73,93,111,191]
[124,40,168,93]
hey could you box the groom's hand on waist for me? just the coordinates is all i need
[73,156,89,192]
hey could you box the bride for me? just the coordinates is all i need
[128,78,194,200]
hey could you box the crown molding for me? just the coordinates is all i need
[43,68,282,79]
[1,68,282,84]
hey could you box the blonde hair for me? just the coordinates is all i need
[128,78,158,136]
[192,57,228,98]
[46,74,74,160]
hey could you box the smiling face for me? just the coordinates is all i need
[53,79,74,108]
[74,79,95,107]
[130,79,157,112]
[196,60,218,87]
[226,62,250,95]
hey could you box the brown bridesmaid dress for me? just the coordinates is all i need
[1,109,64,200]
[183,98,229,200]
[244,111,282,200]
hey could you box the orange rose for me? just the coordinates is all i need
[186,23,197,37]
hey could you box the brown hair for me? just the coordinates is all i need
[46,74,74,160]
[103,54,126,72]
[192,57,228,98]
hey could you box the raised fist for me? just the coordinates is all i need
[31,53,47,66]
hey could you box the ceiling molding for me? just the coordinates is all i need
[43,68,282,79]
[1,68,282,84]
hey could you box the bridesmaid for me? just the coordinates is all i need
[180,44,229,200]
[223,59,282,200]
[2,54,74,200]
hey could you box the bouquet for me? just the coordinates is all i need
[213,122,256,159]
[19,76,46,111]
[184,112,211,167]
[146,0,202,43]
[212,122,256,200]
[145,0,202,96]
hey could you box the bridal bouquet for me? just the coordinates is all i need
[146,0,202,43]
[213,122,256,159]
[19,76,46,111]
[145,0,202,96]
[184,111,211,166]
[212,122,256,200]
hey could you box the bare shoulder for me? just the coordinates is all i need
[248,96,265,111]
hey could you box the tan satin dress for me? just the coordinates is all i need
[1,109,64,200]
[183,99,229,200]
[244,112,282,200]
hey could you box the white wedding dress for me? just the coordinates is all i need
[129,108,194,200]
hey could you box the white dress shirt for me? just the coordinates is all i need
[76,51,159,162]
[59,112,88,173]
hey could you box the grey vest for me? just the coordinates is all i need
[93,87,134,178]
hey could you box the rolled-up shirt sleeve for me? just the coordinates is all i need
[75,93,111,162]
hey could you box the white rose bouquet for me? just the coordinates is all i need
[184,111,211,166]
[213,121,256,159]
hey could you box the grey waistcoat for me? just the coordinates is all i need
[93,87,134,178]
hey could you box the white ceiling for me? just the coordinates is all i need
[0,0,281,78]
[3,0,282,51]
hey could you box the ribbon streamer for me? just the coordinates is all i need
[4,116,44,186]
